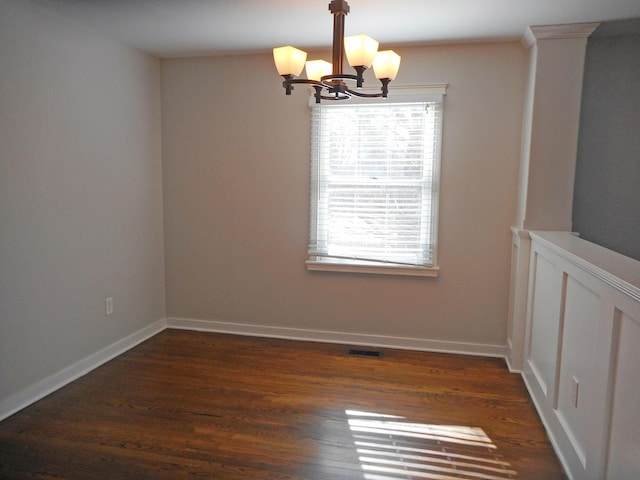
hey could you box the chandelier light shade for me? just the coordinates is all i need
[344,34,379,68]
[273,0,401,103]
[273,46,307,77]
[305,59,333,81]
[373,50,402,80]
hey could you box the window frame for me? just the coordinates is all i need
[305,84,447,277]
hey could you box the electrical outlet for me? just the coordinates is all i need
[571,376,579,408]
[105,297,114,316]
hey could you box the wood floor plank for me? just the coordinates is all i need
[0,330,566,479]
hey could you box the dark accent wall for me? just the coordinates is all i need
[572,29,640,261]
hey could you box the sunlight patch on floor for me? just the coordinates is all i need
[345,410,518,480]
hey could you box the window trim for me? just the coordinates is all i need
[306,84,447,277]
[305,259,440,277]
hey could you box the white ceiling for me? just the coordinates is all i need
[33,0,640,58]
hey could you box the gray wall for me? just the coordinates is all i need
[573,29,640,261]
[0,0,165,404]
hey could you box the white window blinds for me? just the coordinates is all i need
[308,96,443,271]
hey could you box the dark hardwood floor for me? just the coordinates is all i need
[0,330,565,479]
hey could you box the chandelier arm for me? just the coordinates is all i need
[344,89,383,98]
[344,78,391,98]
[281,77,324,95]
[283,78,323,87]
[380,78,391,97]
[352,66,366,87]
[320,73,359,85]
[312,85,323,103]
[320,94,351,101]
[314,81,351,101]
[313,86,351,103]
[282,79,352,103]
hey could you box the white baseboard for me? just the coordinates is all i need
[167,317,508,358]
[1,317,508,422]
[504,338,523,373]
[521,372,574,480]
[0,318,167,422]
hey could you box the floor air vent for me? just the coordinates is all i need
[348,348,383,358]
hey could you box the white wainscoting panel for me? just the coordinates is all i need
[607,310,640,479]
[522,231,640,480]
[555,276,611,471]
[527,252,564,397]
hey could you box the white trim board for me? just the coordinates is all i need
[167,317,508,358]
[0,318,167,422]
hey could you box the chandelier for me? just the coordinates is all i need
[273,0,401,103]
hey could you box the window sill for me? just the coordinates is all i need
[305,260,439,277]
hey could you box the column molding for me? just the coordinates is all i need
[523,23,600,47]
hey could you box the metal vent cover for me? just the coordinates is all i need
[347,348,384,358]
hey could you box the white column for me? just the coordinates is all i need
[506,227,532,371]
[507,23,598,371]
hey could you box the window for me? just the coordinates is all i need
[307,86,445,277]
